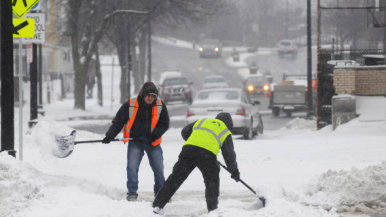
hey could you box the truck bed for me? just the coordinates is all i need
[272,85,306,105]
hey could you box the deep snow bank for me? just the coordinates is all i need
[301,162,386,214]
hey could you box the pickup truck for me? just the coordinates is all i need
[270,84,307,117]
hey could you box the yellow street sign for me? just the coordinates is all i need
[12,0,40,18]
[13,18,35,38]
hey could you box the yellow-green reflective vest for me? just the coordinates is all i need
[184,118,232,155]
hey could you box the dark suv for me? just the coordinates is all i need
[159,74,193,104]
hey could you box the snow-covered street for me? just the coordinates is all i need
[1,97,386,217]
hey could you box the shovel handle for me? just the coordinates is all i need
[217,161,257,195]
[74,138,129,145]
[218,160,266,207]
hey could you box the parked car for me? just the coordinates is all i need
[244,74,271,101]
[186,88,263,139]
[199,39,222,58]
[202,75,229,89]
[277,39,298,59]
[158,71,193,104]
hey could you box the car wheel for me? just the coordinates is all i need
[285,110,292,117]
[258,115,264,134]
[243,118,254,140]
[272,107,280,117]
[186,97,192,105]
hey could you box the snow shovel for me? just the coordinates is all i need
[53,130,129,158]
[217,160,266,207]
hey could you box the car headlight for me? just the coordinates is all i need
[263,84,270,92]
[247,84,255,92]
[199,47,204,52]
[214,47,219,52]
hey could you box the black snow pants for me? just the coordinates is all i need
[152,145,220,211]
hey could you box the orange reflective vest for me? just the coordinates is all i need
[123,96,163,146]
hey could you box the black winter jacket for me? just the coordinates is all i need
[181,121,238,173]
[105,96,169,142]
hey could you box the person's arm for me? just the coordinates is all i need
[151,101,170,140]
[221,136,239,180]
[104,101,130,140]
[181,122,195,141]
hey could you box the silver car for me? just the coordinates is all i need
[202,75,229,89]
[277,39,298,59]
[186,88,263,139]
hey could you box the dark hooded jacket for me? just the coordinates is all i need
[105,82,169,142]
[180,112,238,173]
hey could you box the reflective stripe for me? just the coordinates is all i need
[123,97,163,146]
[126,98,137,133]
[151,99,162,133]
[193,119,223,150]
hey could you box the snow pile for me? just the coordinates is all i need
[302,162,386,214]
[0,154,45,217]
[283,118,317,131]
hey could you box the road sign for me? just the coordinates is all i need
[23,13,45,44]
[12,0,40,18]
[30,0,41,11]
[12,18,35,38]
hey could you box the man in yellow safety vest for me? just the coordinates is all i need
[152,112,240,213]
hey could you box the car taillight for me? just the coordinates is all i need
[277,47,280,50]
[187,109,195,117]
[290,47,294,50]
[236,107,246,116]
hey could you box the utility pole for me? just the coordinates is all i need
[307,0,313,117]
[285,0,289,38]
[29,43,38,127]
[147,12,152,82]
[1,0,16,157]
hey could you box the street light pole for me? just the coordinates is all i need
[307,0,313,117]
[1,0,16,157]
[147,13,152,82]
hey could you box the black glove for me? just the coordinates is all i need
[231,169,240,182]
[102,136,112,144]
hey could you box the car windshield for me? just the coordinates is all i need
[164,77,188,86]
[280,41,292,46]
[246,76,266,84]
[196,90,239,101]
[205,77,225,83]
[201,39,219,45]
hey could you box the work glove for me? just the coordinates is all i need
[102,136,112,144]
[231,169,240,182]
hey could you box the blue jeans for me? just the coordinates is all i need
[126,141,165,195]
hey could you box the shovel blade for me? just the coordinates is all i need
[53,130,76,158]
